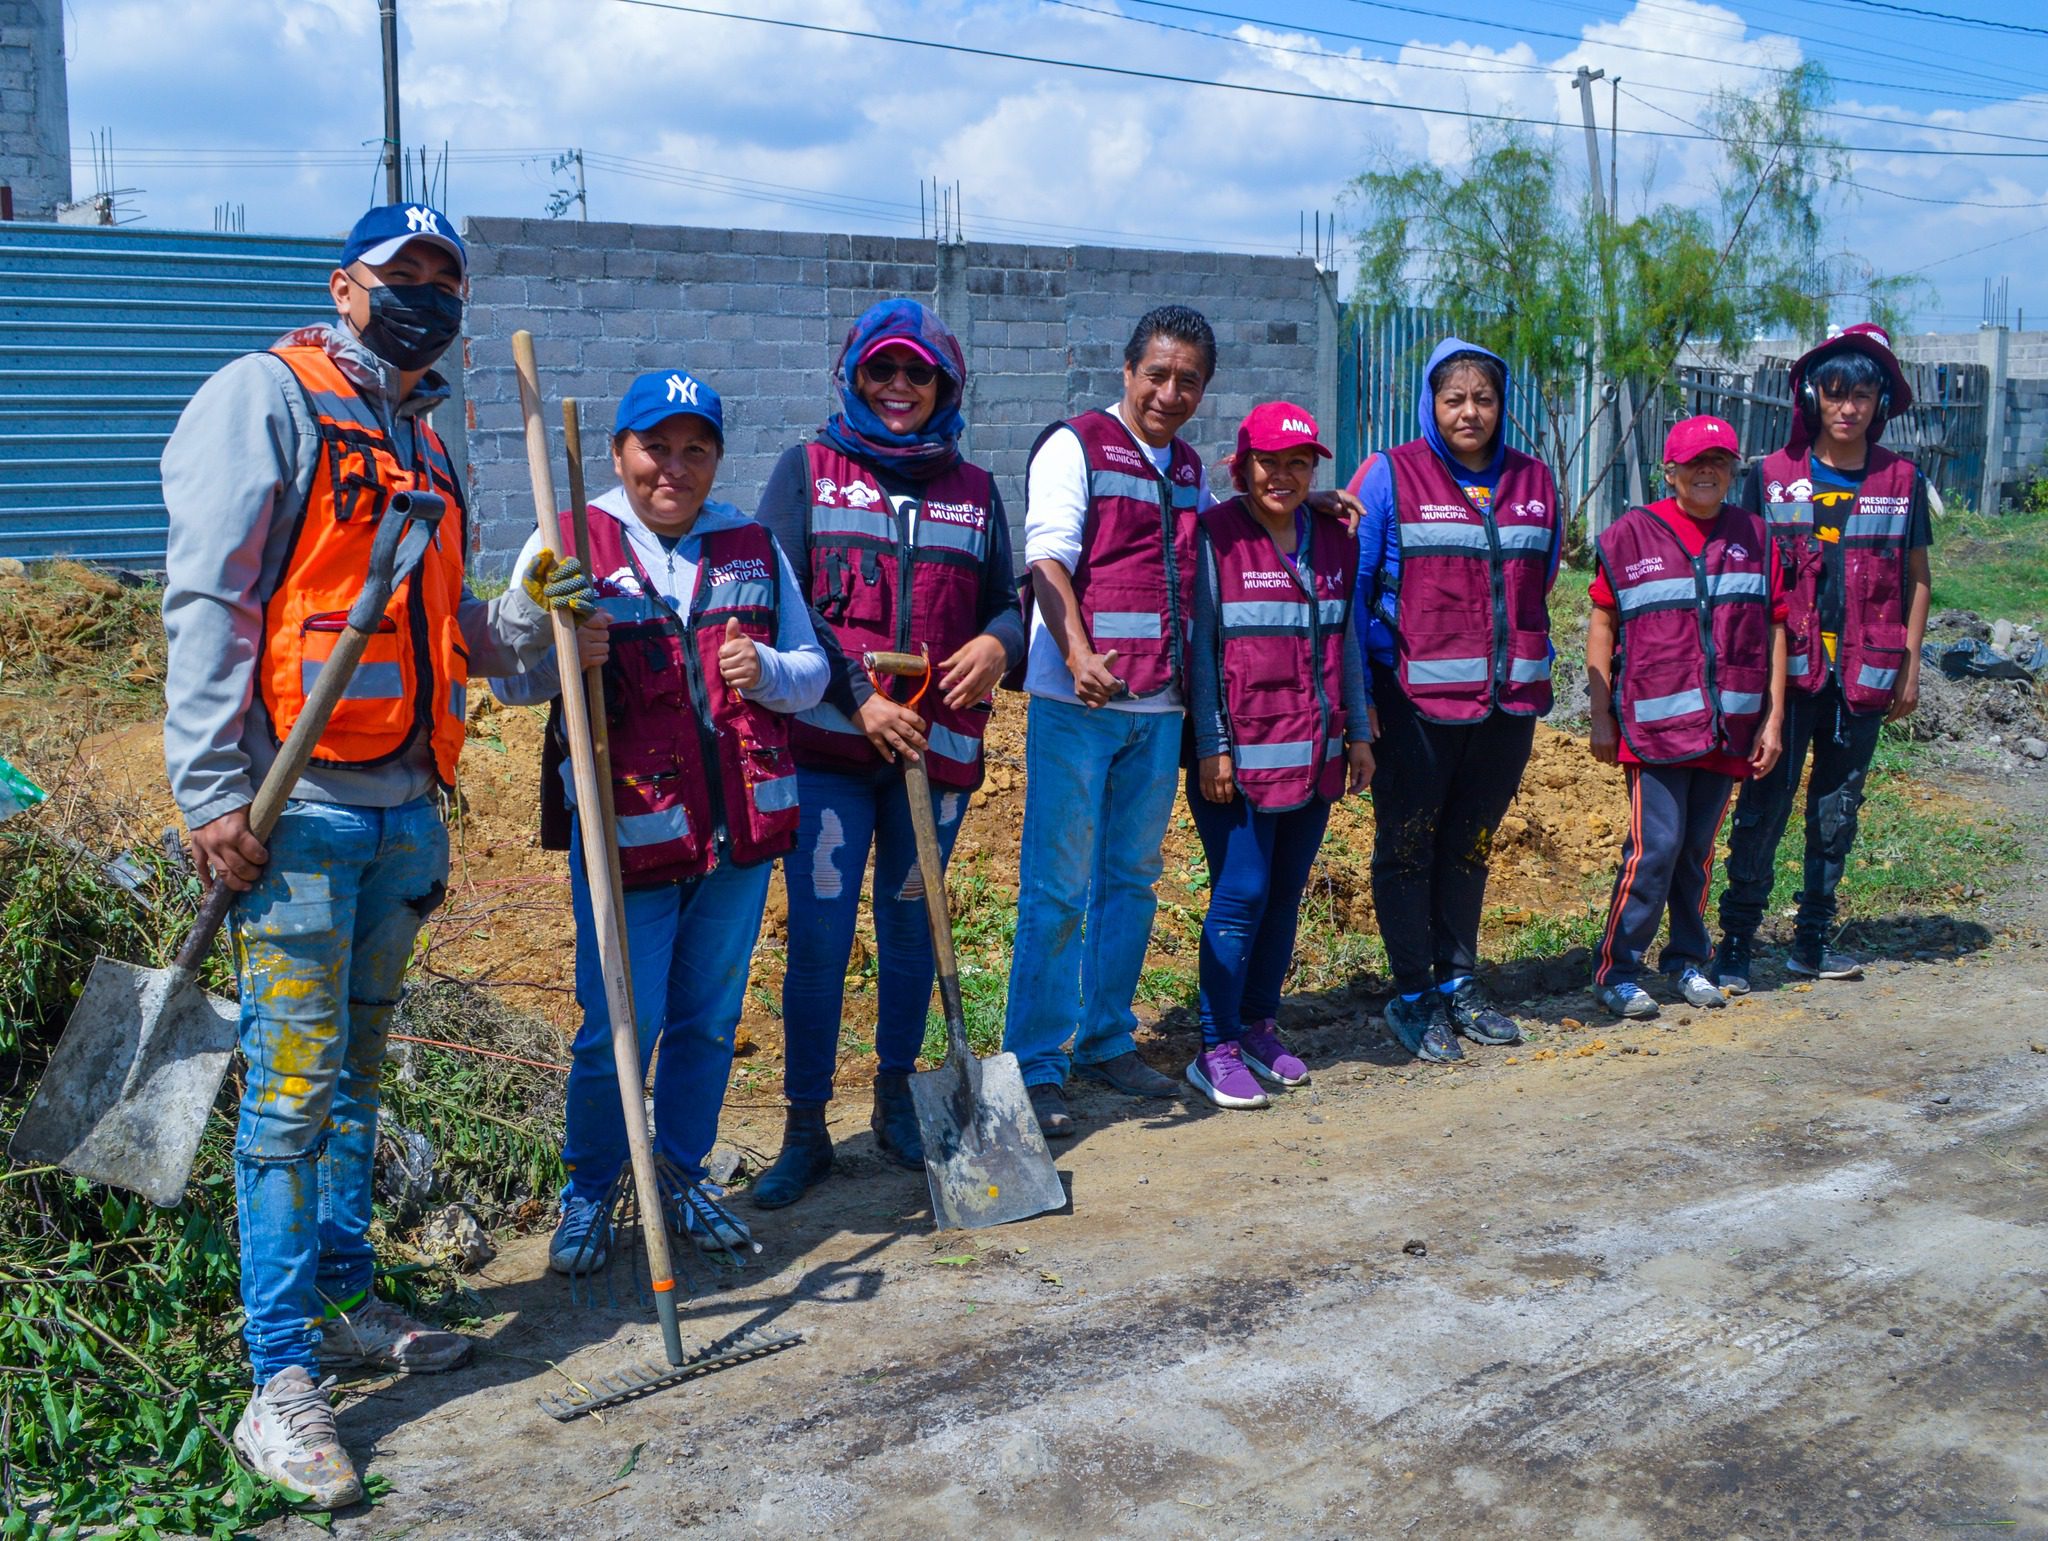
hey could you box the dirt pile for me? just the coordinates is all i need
[1907,609,2048,750]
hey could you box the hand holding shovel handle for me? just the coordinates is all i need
[512,331,687,1367]
[176,490,446,973]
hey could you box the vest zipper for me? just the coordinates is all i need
[1156,471,1185,688]
[895,491,920,657]
[1289,520,1333,767]
[633,536,731,855]
[1691,546,1724,749]
[1480,502,1509,701]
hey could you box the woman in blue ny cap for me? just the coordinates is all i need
[493,369,828,1273]
[748,298,1024,1208]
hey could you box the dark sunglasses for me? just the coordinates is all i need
[860,356,939,388]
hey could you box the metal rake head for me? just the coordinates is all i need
[536,1323,804,1422]
[563,1158,758,1310]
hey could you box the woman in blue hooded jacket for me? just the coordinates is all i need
[751,299,1025,1208]
[1346,338,1563,1063]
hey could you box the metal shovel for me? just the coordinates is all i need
[863,651,1066,1232]
[9,492,446,1206]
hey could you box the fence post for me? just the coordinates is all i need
[1979,324,2009,517]
[1314,268,1340,466]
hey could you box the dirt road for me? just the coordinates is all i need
[298,811,2047,1540]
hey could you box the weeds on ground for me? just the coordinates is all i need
[1929,504,2048,624]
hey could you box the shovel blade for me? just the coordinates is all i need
[909,1049,1066,1231]
[8,958,238,1207]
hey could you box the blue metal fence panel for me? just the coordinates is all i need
[0,223,336,565]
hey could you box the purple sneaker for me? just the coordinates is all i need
[1187,1042,1270,1110]
[1238,1018,1309,1088]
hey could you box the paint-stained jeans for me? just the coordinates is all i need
[232,797,448,1383]
[1719,676,1886,947]
[780,763,968,1106]
[560,830,772,1202]
[1003,696,1184,1088]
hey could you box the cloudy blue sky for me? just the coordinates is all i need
[56,0,2048,332]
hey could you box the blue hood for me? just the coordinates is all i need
[1417,335,1510,482]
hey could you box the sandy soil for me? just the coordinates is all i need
[256,758,2047,1540]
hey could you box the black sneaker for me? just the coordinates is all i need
[1710,932,1753,995]
[1788,940,1863,980]
[1027,1082,1076,1140]
[1444,978,1521,1045]
[1385,992,1463,1063]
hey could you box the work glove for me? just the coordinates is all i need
[521,549,599,621]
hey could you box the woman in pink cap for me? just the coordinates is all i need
[1183,402,1375,1108]
[751,298,1024,1204]
[1585,415,1787,1020]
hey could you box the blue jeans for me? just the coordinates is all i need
[780,763,968,1106]
[1003,696,1184,1088]
[1187,779,1331,1049]
[232,797,449,1383]
[560,833,772,1201]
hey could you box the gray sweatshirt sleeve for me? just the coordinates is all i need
[1340,604,1372,742]
[484,528,560,707]
[1188,531,1231,760]
[160,353,316,829]
[743,538,830,715]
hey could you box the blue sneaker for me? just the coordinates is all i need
[548,1190,612,1275]
[1666,966,1727,1009]
[668,1182,753,1254]
[1384,992,1463,1063]
[1593,981,1660,1020]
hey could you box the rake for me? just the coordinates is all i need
[513,343,802,1420]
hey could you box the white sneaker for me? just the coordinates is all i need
[315,1295,472,1374]
[233,1366,363,1509]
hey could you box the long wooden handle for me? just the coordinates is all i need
[513,332,682,1334]
[561,399,629,903]
[900,755,970,1069]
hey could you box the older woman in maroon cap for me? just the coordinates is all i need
[1183,402,1374,1109]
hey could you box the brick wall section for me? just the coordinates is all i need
[0,1,70,218]
[456,217,1333,575]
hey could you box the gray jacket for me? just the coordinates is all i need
[161,322,552,828]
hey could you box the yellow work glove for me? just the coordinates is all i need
[521,548,598,620]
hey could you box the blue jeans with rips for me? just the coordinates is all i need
[232,796,449,1384]
[559,830,772,1202]
[1002,696,1184,1089]
[779,763,969,1107]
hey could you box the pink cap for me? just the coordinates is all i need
[1236,401,1333,460]
[1663,414,1740,464]
[859,336,938,367]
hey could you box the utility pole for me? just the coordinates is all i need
[379,0,403,204]
[1574,65,1644,528]
[549,150,587,220]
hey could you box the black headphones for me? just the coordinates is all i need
[1798,368,1892,435]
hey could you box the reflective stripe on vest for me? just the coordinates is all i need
[1407,655,1490,685]
[1616,576,1698,614]
[617,805,690,848]
[1510,654,1552,683]
[301,659,404,700]
[1844,511,1908,541]
[1093,610,1163,639]
[1857,663,1899,691]
[810,503,896,541]
[1630,687,1707,723]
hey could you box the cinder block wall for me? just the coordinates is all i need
[456,218,1334,575]
[0,0,71,218]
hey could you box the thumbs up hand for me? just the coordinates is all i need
[718,615,763,694]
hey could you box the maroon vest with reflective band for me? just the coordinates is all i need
[1757,447,1914,714]
[1047,409,1203,700]
[791,441,996,789]
[1384,439,1557,724]
[1596,504,1771,765]
[555,508,798,885]
[1202,497,1357,811]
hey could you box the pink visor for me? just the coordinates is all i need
[859,336,938,368]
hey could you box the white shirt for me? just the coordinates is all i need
[1021,402,1214,711]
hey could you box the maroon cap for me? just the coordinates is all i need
[860,335,938,367]
[1236,401,1333,461]
[1663,414,1740,465]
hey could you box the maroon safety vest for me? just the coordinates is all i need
[1036,408,1203,700]
[1597,504,1771,765]
[1202,496,1357,811]
[1757,447,1914,715]
[1383,439,1557,724]
[790,441,996,789]
[549,506,799,885]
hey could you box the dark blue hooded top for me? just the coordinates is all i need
[1346,336,1560,671]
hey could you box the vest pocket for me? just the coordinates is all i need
[297,611,411,752]
[1398,624,1492,694]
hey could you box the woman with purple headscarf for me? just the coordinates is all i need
[751,298,1025,1209]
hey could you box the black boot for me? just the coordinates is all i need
[750,1104,833,1210]
[870,1073,925,1170]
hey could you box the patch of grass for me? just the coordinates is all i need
[920,869,1015,1061]
[1930,504,2048,624]
[1135,963,1198,1010]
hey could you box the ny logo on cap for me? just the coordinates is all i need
[405,206,439,235]
[666,373,699,406]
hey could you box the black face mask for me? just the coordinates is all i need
[359,282,464,371]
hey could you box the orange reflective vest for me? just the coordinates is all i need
[257,342,470,785]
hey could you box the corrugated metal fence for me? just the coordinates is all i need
[0,222,335,565]
[1334,305,1550,481]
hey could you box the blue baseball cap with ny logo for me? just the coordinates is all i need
[614,369,724,445]
[341,203,468,276]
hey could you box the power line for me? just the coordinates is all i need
[1831,0,2048,37]
[1910,217,2048,272]
[600,0,2048,158]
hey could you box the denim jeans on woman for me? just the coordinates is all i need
[780,762,968,1106]
[1002,696,1184,1088]
[559,826,772,1202]
[232,797,448,1383]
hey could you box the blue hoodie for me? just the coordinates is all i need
[1346,336,1559,672]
